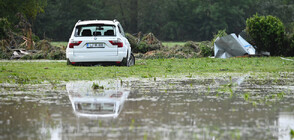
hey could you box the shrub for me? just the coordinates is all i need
[125,33,138,51]
[199,41,213,57]
[126,33,162,53]
[246,14,285,56]
[211,29,227,47]
[136,42,151,53]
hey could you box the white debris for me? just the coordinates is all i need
[214,33,257,58]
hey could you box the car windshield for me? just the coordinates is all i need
[75,24,116,37]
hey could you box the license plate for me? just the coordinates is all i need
[87,43,104,48]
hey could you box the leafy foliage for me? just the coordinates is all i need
[246,14,285,56]
[126,33,162,53]
[0,0,46,21]
[31,0,258,41]
[0,18,11,40]
[1,0,294,44]
[199,42,214,57]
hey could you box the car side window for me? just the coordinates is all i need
[118,24,125,37]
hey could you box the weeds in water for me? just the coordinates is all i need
[129,119,135,131]
[277,92,285,99]
[230,129,241,140]
[92,83,104,90]
[244,93,250,101]
[143,132,148,140]
[98,120,102,127]
[217,82,234,97]
[241,91,288,106]
[186,73,192,78]
[290,129,294,138]
[207,86,211,94]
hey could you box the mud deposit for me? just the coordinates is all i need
[0,73,294,140]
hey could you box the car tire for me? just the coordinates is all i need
[128,53,135,66]
[121,53,135,67]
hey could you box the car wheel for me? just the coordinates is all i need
[128,53,135,66]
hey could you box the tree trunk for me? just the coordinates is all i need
[26,27,33,50]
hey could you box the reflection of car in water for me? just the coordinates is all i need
[66,81,129,118]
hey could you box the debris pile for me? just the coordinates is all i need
[128,32,214,59]
[19,40,66,60]
[1,39,66,60]
[135,41,213,59]
[126,32,163,53]
[214,33,270,58]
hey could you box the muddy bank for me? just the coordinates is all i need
[0,74,294,139]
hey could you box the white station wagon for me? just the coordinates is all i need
[66,20,135,66]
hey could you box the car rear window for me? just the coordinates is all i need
[74,24,116,37]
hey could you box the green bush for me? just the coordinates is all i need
[199,42,213,57]
[246,14,285,56]
[136,42,149,53]
[125,33,138,52]
[211,29,227,47]
[126,33,162,53]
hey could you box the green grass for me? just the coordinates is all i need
[50,42,67,48]
[0,57,293,84]
[162,42,186,47]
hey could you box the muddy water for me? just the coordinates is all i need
[0,73,294,140]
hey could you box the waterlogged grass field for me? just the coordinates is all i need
[1,57,294,139]
[0,57,293,84]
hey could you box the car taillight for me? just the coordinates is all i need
[109,40,123,47]
[69,41,82,48]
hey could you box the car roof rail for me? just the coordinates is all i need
[113,19,118,23]
[77,20,81,23]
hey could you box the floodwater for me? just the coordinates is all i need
[0,73,294,140]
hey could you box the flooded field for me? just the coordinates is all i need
[0,72,294,140]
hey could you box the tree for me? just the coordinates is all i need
[31,0,292,42]
[246,14,285,55]
[0,0,47,49]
